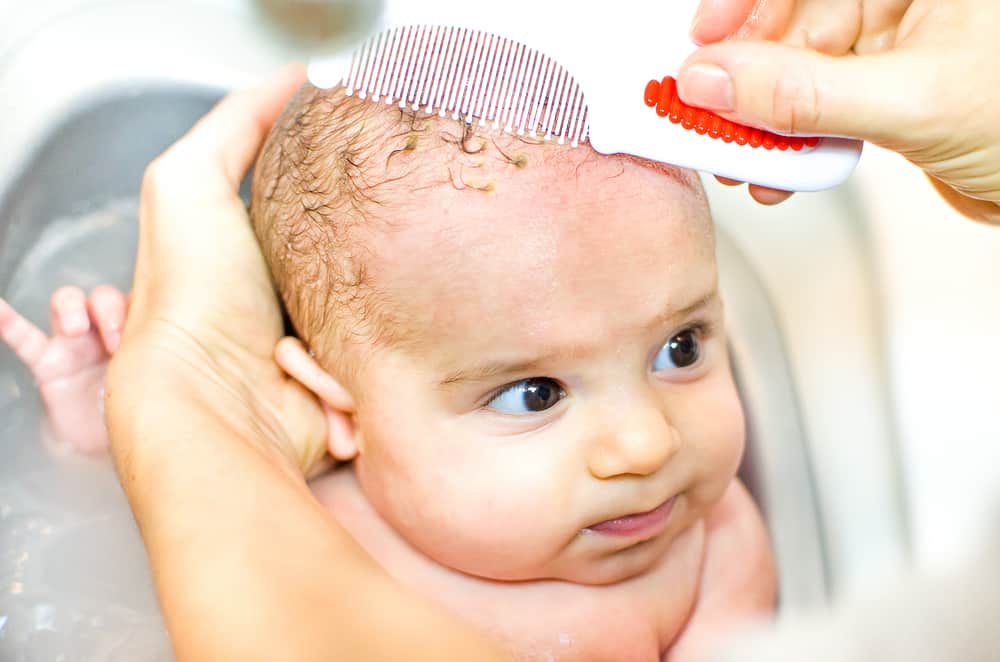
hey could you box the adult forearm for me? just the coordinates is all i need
[105,353,509,662]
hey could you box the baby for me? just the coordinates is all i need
[0,83,775,661]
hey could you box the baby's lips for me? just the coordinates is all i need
[585,496,676,537]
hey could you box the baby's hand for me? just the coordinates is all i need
[0,286,127,454]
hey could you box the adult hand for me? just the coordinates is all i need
[682,0,1000,225]
[112,64,329,480]
[689,0,905,55]
[105,66,507,662]
[686,0,880,205]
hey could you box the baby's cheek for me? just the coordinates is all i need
[415,464,563,579]
[686,381,746,506]
[714,390,746,473]
[413,479,540,576]
[353,445,422,529]
[359,441,499,549]
[702,364,746,459]
[355,411,569,578]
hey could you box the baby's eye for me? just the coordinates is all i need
[653,328,701,372]
[487,378,565,414]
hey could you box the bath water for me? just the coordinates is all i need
[0,199,171,660]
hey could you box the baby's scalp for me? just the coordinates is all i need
[250,83,711,377]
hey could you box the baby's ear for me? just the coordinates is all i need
[274,337,360,462]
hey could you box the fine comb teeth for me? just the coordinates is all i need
[340,26,592,146]
[309,0,863,191]
[337,27,817,152]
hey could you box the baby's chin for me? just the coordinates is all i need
[558,532,686,586]
[437,553,662,587]
[543,557,665,587]
[427,522,689,587]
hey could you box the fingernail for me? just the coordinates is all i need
[677,64,735,112]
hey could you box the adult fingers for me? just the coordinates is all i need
[714,176,796,204]
[132,65,305,322]
[690,0,757,44]
[144,63,306,202]
[854,0,913,54]
[748,185,794,205]
[780,0,862,55]
[691,0,798,44]
[927,176,1000,226]
[715,176,743,187]
[691,1,912,54]
[184,62,306,190]
[677,42,919,144]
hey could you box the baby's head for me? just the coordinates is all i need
[251,85,745,585]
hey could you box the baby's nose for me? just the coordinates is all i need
[587,399,679,479]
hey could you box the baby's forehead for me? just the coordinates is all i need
[362,138,715,350]
[371,126,711,260]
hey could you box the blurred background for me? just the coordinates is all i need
[2,0,1000,658]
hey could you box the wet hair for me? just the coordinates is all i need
[251,84,567,363]
[252,85,399,360]
[250,84,705,369]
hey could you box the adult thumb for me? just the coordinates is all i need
[677,41,922,146]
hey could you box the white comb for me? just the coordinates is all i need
[307,0,863,192]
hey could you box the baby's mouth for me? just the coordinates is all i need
[584,497,676,539]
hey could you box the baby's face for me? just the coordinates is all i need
[343,145,744,585]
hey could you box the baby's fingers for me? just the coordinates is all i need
[0,297,49,368]
[86,285,127,353]
[50,287,90,337]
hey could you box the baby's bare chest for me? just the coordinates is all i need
[311,469,705,662]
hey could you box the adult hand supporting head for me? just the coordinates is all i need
[683,0,1000,225]
[115,63,330,481]
[105,66,508,662]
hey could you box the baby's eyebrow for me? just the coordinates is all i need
[642,292,717,334]
[438,291,719,387]
[439,357,553,387]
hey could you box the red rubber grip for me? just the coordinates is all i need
[643,77,821,151]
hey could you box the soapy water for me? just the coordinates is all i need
[0,199,172,660]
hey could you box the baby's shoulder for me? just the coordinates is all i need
[660,480,776,660]
[701,478,772,560]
